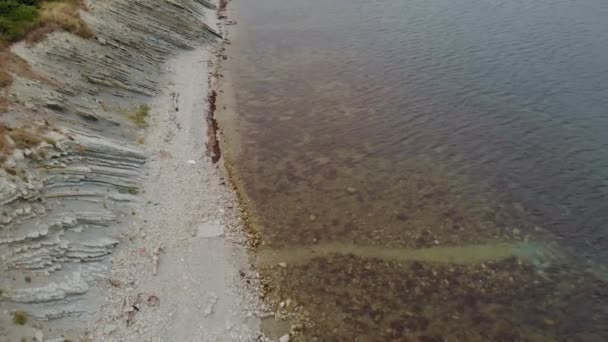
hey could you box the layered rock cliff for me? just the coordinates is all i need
[1,0,219,324]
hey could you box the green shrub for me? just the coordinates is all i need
[13,311,28,325]
[118,186,139,195]
[130,104,150,127]
[0,1,90,44]
[0,1,40,42]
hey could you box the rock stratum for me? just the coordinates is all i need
[1,0,219,326]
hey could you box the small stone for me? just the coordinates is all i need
[309,214,316,221]
[97,37,107,45]
[5,158,16,168]
[147,295,160,307]
[279,301,286,308]
[513,228,521,235]
[104,324,117,335]
[25,103,37,111]
[278,262,287,268]
[197,220,224,238]
[34,330,43,341]
[346,187,357,193]
[279,334,290,342]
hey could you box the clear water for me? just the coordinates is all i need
[223,0,608,339]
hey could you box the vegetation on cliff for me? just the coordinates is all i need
[0,0,91,91]
[0,0,39,42]
[0,0,91,43]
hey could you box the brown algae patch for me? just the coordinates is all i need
[261,254,608,341]
[206,90,222,163]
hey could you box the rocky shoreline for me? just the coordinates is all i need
[1,0,264,340]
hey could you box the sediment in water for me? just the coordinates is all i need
[216,1,608,340]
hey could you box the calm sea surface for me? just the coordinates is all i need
[223,0,608,339]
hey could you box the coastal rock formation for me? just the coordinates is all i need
[1,0,219,322]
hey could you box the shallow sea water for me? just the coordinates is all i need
[222,0,608,339]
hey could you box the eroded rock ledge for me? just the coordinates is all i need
[1,0,218,322]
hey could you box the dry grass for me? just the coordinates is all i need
[0,0,91,96]
[0,41,14,89]
[0,124,11,154]
[0,95,9,112]
[5,167,17,175]
[27,0,93,43]
[0,70,12,89]
[9,128,43,148]
[0,0,92,44]
[0,49,57,87]
[0,123,55,164]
